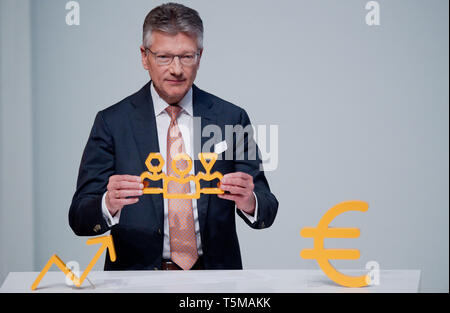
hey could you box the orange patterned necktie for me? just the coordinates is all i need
[165,105,198,270]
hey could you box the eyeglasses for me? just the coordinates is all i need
[145,48,200,66]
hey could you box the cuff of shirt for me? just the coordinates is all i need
[102,192,120,227]
[239,191,258,224]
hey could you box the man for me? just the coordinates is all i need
[69,3,278,271]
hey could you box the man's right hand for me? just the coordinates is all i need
[105,175,143,217]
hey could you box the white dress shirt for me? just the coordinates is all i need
[101,82,258,259]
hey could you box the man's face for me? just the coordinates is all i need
[141,30,202,104]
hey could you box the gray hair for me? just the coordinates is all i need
[143,3,204,49]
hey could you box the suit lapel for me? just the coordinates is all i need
[192,84,218,236]
[129,81,164,227]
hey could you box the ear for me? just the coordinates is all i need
[140,45,150,70]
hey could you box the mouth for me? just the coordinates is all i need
[166,79,186,85]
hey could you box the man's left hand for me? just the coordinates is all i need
[218,172,256,216]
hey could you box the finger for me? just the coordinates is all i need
[107,189,133,200]
[110,175,142,183]
[109,181,144,191]
[223,172,252,181]
[114,197,139,206]
[220,184,248,195]
[220,177,248,188]
[114,189,143,199]
[218,193,244,202]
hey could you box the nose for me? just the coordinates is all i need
[169,56,183,76]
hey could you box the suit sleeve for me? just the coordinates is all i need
[234,109,279,229]
[69,111,115,236]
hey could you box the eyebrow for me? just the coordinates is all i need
[154,50,197,55]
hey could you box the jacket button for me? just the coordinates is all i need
[158,228,161,235]
[153,267,159,270]
[93,224,101,232]
[261,221,265,228]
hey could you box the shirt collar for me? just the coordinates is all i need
[150,81,193,117]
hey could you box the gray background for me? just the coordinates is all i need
[0,0,448,292]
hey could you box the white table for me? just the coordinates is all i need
[0,269,421,293]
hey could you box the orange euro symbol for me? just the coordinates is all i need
[31,235,116,290]
[300,201,370,288]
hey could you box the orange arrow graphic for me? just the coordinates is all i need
[31,235,116,290]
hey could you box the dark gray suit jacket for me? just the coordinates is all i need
[69,81,278,270]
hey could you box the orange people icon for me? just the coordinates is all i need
[140,152,224,199]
